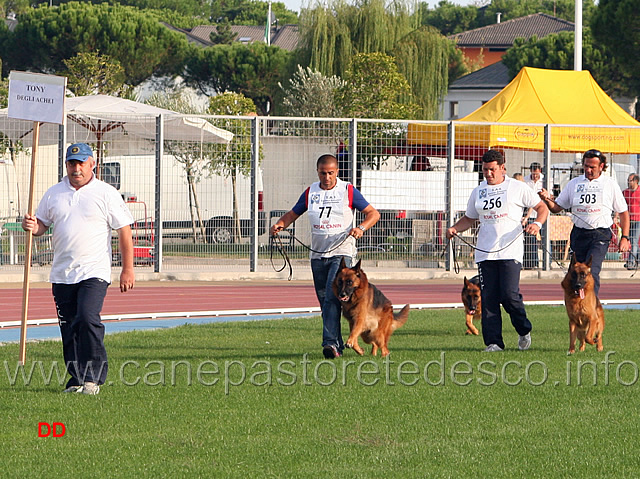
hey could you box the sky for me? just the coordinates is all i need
[281,0,482,14]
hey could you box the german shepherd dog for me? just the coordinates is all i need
[461,276,481,335]
[332,258,410,357]
[561,254,605,354]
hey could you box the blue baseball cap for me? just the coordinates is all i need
[66,143,93,162]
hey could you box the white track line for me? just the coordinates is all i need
[2,299,639,329]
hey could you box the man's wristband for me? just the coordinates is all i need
[357,225,366,232]
[533,221,543,229]
[621,235,629,240]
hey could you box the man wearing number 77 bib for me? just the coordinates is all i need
[539,149,630,296]
[270,154,380,360]
[447,150,548,352]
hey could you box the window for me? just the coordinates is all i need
[449,101,459,120]
[100,162,121,190]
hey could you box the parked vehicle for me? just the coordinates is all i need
[0,157,20,224]
[99,155,266,244]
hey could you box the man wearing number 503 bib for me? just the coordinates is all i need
[539,149,630,296]
[270,154,380,359]
[447,150,549,352]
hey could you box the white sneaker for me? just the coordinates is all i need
[518,332,531,351]
[62,385,82,393]
[81,382,100,395]
[484,344,504,352]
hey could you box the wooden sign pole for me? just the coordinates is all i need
[18,121,41,365]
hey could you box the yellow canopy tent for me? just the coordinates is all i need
[408,67,640,154]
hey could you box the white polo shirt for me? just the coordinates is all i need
[36,175,134,284]
[555,174,627,229]
[465,176,541,263]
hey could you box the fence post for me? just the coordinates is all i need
[542,124,551,271]
[57,123,65,182]
[154,115,163,273]
[350,118,358,187]
[445,121,455,271]
[250,116,260,272]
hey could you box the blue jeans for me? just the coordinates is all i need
[569,227,611,296]
[52,278,110,387]
[311,256,352,351]
[477,259,531,350]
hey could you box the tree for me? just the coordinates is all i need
[209,19,238,45]
[337,52,419,171]
[419,0,479,35]
[207,92,259,244]
[475,0,597,26]
[591,0,640,98]
[63,52,127,96]
[393,26,460,120]
[0,0,30,18]
[2,2,189,86]
[145,91,210,243]
[279,65,345,117]
[0,58,6,108]
[297,0,462,119]
[337,52,419,120]
[420,0,598,35]
[216,0,298,26]
[31,0,209,17]
[184,41,294,115]
[501,30,636,98]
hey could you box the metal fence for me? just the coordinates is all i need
[1,112,638,276]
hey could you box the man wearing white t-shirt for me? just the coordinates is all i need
[539,149,630,295]
[447,150,548,352]
[270,154,380,359]
[22,143,134,395]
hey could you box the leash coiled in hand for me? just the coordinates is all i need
[270,230,352,281]
[444,228,526,275]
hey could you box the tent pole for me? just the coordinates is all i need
[542,125,552,271]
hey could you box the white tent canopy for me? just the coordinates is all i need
[0,94,233,148]
[65,95,233,144]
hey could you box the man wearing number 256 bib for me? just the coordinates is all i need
[447,150,549,352]
[270,154,380,359]
[539,149,630,296]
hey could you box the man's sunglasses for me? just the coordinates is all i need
[583,149,603,159]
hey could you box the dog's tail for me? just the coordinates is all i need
[392,304,410,330]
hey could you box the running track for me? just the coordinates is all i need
[1,280,639,325]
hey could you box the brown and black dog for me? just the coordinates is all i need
[333,258,410,357]
[561,254,605,354]
[462,276,481,335]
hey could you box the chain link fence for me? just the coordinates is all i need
[1,112,638,276]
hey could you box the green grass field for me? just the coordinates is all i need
[2,306,640,478]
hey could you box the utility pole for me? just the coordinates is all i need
[574,0,582,71]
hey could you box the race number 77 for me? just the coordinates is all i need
[319,206,332,218]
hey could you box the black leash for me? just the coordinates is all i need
[269,231,352,280]
[290,232,351,254]
[443,229,525,275]
[270,233,293,280]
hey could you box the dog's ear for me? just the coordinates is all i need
[339,257,346,270]
[570,253,576,267]
[353,259,362,273]
[586,255,593,268]
[463,276,469,285]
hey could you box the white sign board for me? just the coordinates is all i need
[360,170,478,211]
[8,71,66,124]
